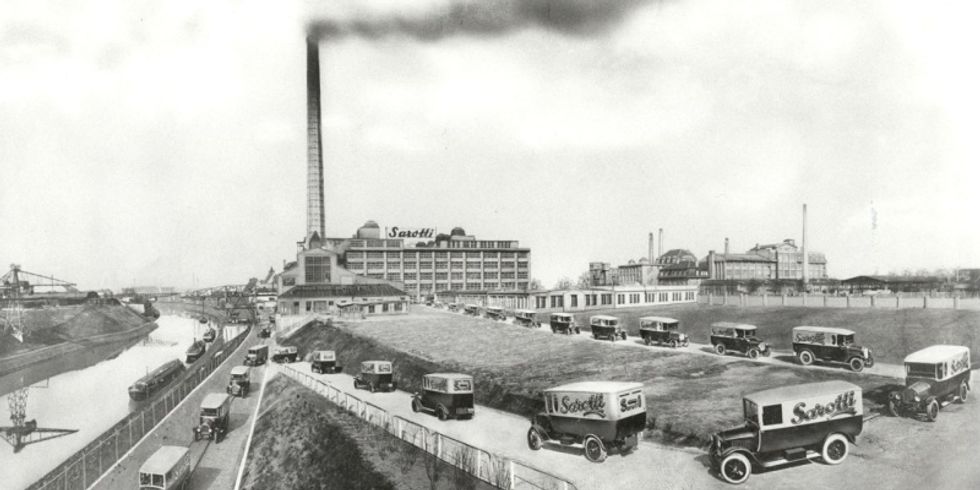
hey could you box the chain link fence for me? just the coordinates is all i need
[28,320,250,490]
[281,365,576,490]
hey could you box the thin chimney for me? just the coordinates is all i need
[658,228,663,258]
[802,203,809,285]
[724,237,729,255]
[648,232,654,263]
[306,37,326,240]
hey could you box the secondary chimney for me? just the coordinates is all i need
[724,237,729,255]
[802,203,809,285]
[658,228,663,258]
[306,37,326,240]
[648,232,654,263]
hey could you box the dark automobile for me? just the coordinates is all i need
[272,346,298,363]
[226,366,250,397]
[792,326,874,372]
[549,313,580,335]
[888,345,971,421]
[485,306,506,321]
[514,309,540,328]
[710,381,863,484]
[710,322,770,359]
[638,316,688,348]
[463,304,481,316]
[411,373,474,421]
[354,360,396,393]
[193,393,232,443]
[311,350,340,374]
[590,315,626,341]
[527,381,645,463]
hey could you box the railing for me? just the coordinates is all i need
[279,365,577,490]
[28,319,251,490]
[700,293,980,310]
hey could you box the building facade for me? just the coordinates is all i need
[530,284,698,313]
[704,239,828,281]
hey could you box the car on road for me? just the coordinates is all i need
[590,315,626,341]
[448,303,460,312]
[550,313,581,335]
[888,345,971,422]
[139,445,190,490]
[244,345,268,366]
[184,340,206,364]
[485,306,506,321]
[258,326,271,338]
[463,304,480,316]
[272,346,298,363]
[792,326,874,372]
[311,350,340,373]
[202,327,216,342]
[193,392,232,443]
[411,373,475,420]
[226,365,250,397]
[514,309,539,328]
[710,322,770,359]
[527,381,646,463]
[354,360,396,393]
[638,316,688,347]
[710,380,863,484]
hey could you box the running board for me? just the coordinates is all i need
[758,449,820,468]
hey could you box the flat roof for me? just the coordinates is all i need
[904,345,970,364]
[711,322,757,330]
[201,393,230,409]
[424,373,472,380]
[545,381,644,394]
[590,315,619,320]
[639,316,679,323]
[550,312,573,317]
[746,381,861,406]
[140,446,188,474]
[792,326,855,336]
[230,366,249,375]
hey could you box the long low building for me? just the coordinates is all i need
[439,284,697,312]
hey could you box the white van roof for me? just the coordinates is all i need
[201,393,231,410]
[745,380,861,406]
[712,322,756,331]
[904,345,970,364]
[792,326,855,336]
[590,315,618,321]
[140,446,188,475]
[545,381,644,394]
[425,373,472,381]
[639,316,679,324]
[230,366,249,376]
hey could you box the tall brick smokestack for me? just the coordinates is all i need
[306,37,325,239]
[648,232,654,263]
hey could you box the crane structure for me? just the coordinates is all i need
[0,264,78,343]
[1,383,78,453]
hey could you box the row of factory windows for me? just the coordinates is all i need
[348,240,520,249]
[348,251,529,260]
[366,271,529,281]
[535,290,696,309]
[394,282,527,292]
[349,261,528,271]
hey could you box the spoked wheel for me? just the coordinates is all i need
[369,383,377,393]
[527,428,544,450]
[644,337,651,346]
[719,452,751,484]
[887,398,902,417]
[714,343,726,355]
[925,398,940,422]
[957,382,969,403]
[669,340,678,348]
[411,398,421,413]
[583,435,607,463]
[748,349,760,360]
[848,357,864,372]
[798,350,814,366]
[821,433,849,465]
[437,406,449,421]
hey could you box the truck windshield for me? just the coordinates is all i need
[906,362,938,379]
[139,472,164,486]
[743,399,758,426]
[838,335,854,346]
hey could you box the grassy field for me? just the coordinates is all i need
[283,310,900,446]
[241,374,493,490]
[552,304,980,364]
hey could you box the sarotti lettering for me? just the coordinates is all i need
[553,393,606,418]
[386,227,436,239]
[795,332,825,344]
[619,392,643,414]
[791,391,858,424]
[950,353,970,375]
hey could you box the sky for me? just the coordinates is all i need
[1,0,979,291]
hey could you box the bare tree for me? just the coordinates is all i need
[576,271,593,289]
[553,277,574,290]
[528,278,544,291]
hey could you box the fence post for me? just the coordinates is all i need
[923,296,928,309]
[435,432,442,459]
[509,460,516,489]
[871,296,876,308]
[781,294,786,306]
[823,295,828,307]
[954,296,960,309]
[802,293,807,306]
[762,293,767,306]
[846,295,851,308]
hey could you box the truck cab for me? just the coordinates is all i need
[888,345,971,421]
[549,313,580,335]
[272,346,298,363]
[244,345,268,366]
[354,360,396,392]
[193,393,232,443]
[226,365,250,397]
[638,316,687,348]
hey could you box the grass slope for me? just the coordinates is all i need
[552,304,980,364]
[241,374,493,490]
[282,311,900,446]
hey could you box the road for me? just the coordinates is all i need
[90,323,268,490]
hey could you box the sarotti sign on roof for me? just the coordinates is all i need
[386,227,436,240]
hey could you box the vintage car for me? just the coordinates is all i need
[448,303,460,312]
[792,326,874,372]
[638,316,688,347]
[514,309,540,328]
[485,306,506,321]
[139,445,190,490]
[463,304,480,316]
[888,345,971,421]
[527,381,645,463]
[202,327,216,342]
[354,360,396,392]
[590,315,626,341]
[710,380,863,484]
[549,313,581,335]
[258,326,271,338]
[411,373,475,420]
[710,322,771,359]
[184,340,206,364]
[244,345,268,366]
[129,359,185,401]
[193,392,232,443]
[311,350,340,374]
[226,365,250,397]
[272,346,298,363]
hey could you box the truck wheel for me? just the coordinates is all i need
[925,398,940,422]
[527,428,544,450]
[551,326,557,333]
[848,357,864,372]
[644,337,651,346]
[821,433,848,465]
[866,356,875,368]
[670,340,678,348]
[798,350,814,366]
[583,435,607,463]
[411,398,421,413]
[620,332,627,340]
[747,349,760,360]
[719,452,751,484]
[887,398,902,417]
[437,406,449,421]
[574,327,581,334]
[957,382,969,403]
[714,343,726,355]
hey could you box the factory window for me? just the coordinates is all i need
[466,283,481,290]
[435,272,448,280]
[550,295,564,308]
[501,272,515,279]
[387,261,400,269]
[497,241,512,248]
[367,240,384,248]
[451,272,463,280]
[347,252,365,260]
[420,272,433,280]
[367,261,384,270]
[484,251,498,258]
[630,293,640,304]
[617,294,625,305]
[420,261,433,269]
[570,295,578,307]
[503,282,516,289]
[536,296,546,308]
[436,283,449,291]
[403,273,417,280]
[305,256,331,284]
[502,252,515,259]
[585,295,593,306]
[403,262,417,270]
[387,273,401,281]
[451,283,464,291]
[517,272,528,279]
[366,251,383,259]
[435,261,448,269]
[484,271,498,279]
[386,240,400,247]
[485,262,498,269]
[466,273,481,280]
[451,252,464,258]
[466,252,481,259]
[403,251,419,259]
[517,252,528,259]
[386,251,402,259]
[435,252,448,259]
[420,251,433,258]
[367,273,384,279]
[601,294,612,305]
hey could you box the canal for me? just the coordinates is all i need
[0,315,207,489]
